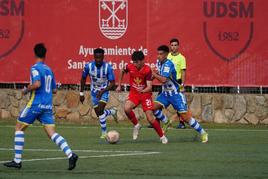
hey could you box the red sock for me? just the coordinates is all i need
[126,111,138,125]
[151,120,164,137]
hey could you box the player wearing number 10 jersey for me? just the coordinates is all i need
[3,43,78,170]
[116,51,168,144]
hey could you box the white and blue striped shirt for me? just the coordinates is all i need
[157,59,180,96]
[82,61,115,93]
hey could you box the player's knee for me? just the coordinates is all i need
[15,123,27,131]
[148,118,155,123]
[145,111,154,122]
[124,109,131,115]
[180,111,192,121]
[124,106,131,114]
[44,126,56,138]
[94,107,102,117]
[153,102,163,110]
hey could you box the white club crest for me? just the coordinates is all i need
[99,0,128,40]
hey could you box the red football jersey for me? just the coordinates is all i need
[124,63,152,93]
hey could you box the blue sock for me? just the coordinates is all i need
[153,110,168,123]
[51,133,73,158]
[188,118,205,134]
[14,131,24,163]
[99,113,107,133]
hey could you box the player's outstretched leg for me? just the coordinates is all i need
[151,119,168,144]
[188,117,208,143]
[104,107,118,123]
[181,111,208,143]
[98,112,108,138]
[124,100,141,140]
[3,123,28,169]
[50,132,78,170]
[153,110,172,133]
[126,110,141,140]
[95,102,110,138]
[146,111,168,144]
[98,108,118,138]
[3,130,24,169]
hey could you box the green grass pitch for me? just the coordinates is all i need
[0,121,268,179]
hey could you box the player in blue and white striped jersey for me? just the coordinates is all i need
[3,43,78,170]
[152,45,208,143]
[80,48,118,139]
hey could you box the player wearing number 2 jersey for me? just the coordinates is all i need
[116,51,168,144]
[3,43,78,170]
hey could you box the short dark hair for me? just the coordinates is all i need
[157,45,169,53]
[132,51,144,61]
[170,38,179,46]
[34,43,46,58]
[94,48,105,54]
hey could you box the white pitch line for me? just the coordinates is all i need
[0,148,151,153]
[0,125,267,132]
[0,152,160,164]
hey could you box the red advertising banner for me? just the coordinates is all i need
[0,0,267,86]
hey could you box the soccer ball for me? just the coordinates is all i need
[106,130,120,144]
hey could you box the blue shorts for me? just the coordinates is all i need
[91,91,109,108]
[18,105,55,126]
[155,92,188,113]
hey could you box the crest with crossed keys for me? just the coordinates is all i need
[99,0,128,40]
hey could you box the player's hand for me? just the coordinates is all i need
[56,82,62,89]
[116,86,121,92]
[151,67,158,76]
[137,88,143,93]
[80,95,85,104]
[80,92,85,103]
[22,86,28,96]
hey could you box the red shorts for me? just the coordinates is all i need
[127,92,153,111]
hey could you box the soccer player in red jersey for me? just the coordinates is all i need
[116,51,168,144]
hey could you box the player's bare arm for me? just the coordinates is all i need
[152,70,167,83]
[80,76,87,93]
[180,69,186,92]
[22,80,41,95]
[181,69,186,85]
[139,80,152,93]
[116,69,125,92]
[79,76,87,103]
